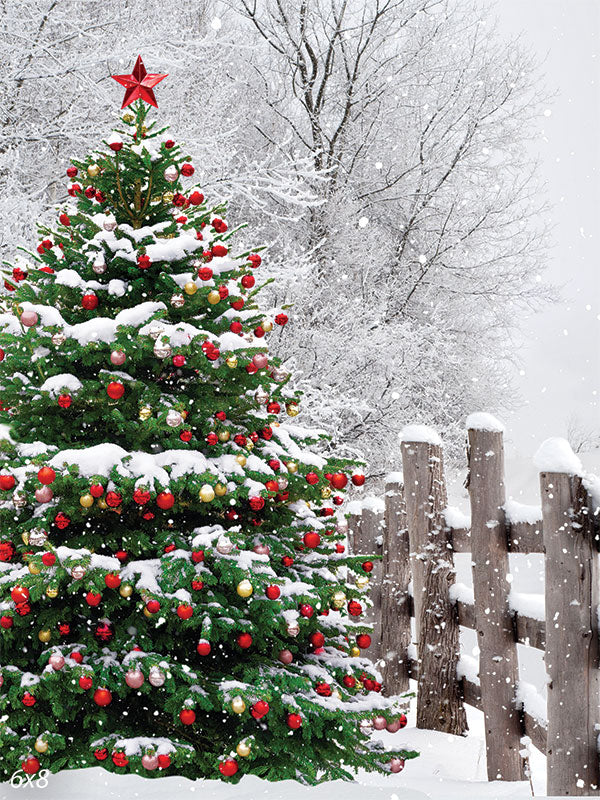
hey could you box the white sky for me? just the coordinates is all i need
[487,0,600,459]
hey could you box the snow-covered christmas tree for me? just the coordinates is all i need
[0,57,415,784]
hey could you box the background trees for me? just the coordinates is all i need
[0,0,549,479]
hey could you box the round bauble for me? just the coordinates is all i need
[80,493,94,508]
[153,341,172,359]
[373,715,387,731]
[216,536,233,555]
[20,310,39,327]
[171,293,185,308]
[215,483,227,497]
[179,708,196,725]
[110,350,126,366]
[199,484,215,503]
[148,666,165,687]
[331,591,346,610]
[21,757,40,775]
[166,410,183,427]
[219,759,238,777]
[93,687,112,706]
[141,753,159,770]
[34,738,49,754]
[49,653,65,671]
[119,583,133,598]
[237,579,253,598]
[196,639,211,656]
[139,405,152,421]
[125,668,145,689]
[390,757,405,773]
[286,621,300,637]
[278,649,293,665]
[164,165,179,182]
[184,281,198,296]
[236,741,251,758]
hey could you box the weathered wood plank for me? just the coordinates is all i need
[449,521,544,554]
[401,437,467,734]
[541,470,600,796]
[380,479,411,694]
[467,424,525,781]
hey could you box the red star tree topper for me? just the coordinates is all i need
[111,55,167,109]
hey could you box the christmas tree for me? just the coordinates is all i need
[0,57,415,784]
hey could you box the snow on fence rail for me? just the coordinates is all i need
[348,418,600,797]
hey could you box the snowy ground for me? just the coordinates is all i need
[4,696,544,800]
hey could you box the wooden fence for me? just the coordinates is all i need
[348,418,600,797]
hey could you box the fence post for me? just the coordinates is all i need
[467,416,525,782]
[401,426,467,733]
[380,475,411,695]
[537,438,600,796]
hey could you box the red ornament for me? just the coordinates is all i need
[157,754,171,769]
[78,675,93,690]
[196,639,211,656]
[172,354,186,367]
[86,591,102,607]
[343,675,356,688]
[11,585,29,604]
[112,55,168,109]
[248,495,265,511]
[181,163,195,177]
[58,622,71,636]
[206,348,220,361]
[82,293,98,310]
[248,253,262,268]
[164,543,176,553]
[287,713,302,729]
[146,600,160,614]
[105,573,121,589]
[212,245,228,258]
[231,298,244,311]
[133,488,151,505]
[59,213,71,226]
[191,579,204,591]
[268,459,281,471]
[177,604,193,620]
[282,556,294,567]
[265,585,281,600]
[348,600,362,617]
[362,561,373,573]
[189,191,204,205]
[156,491,175,510]
[397,712,408,728]
[68,184,81,197]
[137,254,151,270]
[21,757,40,775]
[66,167,78,178]
[212,218,227,233]
[37,466,56,486]
[315,682,332,697]
[70,651,84,663]
[219,759,238,777]
[58,394,72,408]
[180,429,192,443]
[84,186,96,199]
[356,634,371,649]
[246,363,258,375]
[106,381,124,400]
[251,700,269,719]
[333,495,344,506]
[275,313,288,326]
[303,531,321,549]
[0,542,15,562]
[93,687,112,706]
[254,326,265,338]
[94,748,108,761]
[330,472,348,490]
[266,402,280,414]
[55,512,70,529]
[237,632,252,649]
[179,708,196,725]
[234,434,247,447]
[15,602,31,617]
[260,426,273,440]
[352,473,366,486]
[230,321,243,334]
[305,472,319,485]
[22,691,36,707]
[42,552,56,566]
[0,474,15,490]
[198,266,213,281]
[90,483,104,498]
[300,603,314,618]
[241,274,255,289]
[115,550,128,562]
[310,631,325,648]
[0,615,13,629]
[164,140,175,149]
[264,479,278,493]
[112,751,129,767]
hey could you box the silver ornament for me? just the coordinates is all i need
[164,165,179,183]
[359,719,374,734]
[12,492,27,509]
[51,332,66,346]
[286,621,300,637]
[166,410,183,428]
[216,536,233,555]
[271,368,289,383]
[29,528,48,546]
[147,326,165,341]
[336,521,349,536]
[170,294,185,308]
[103,219,117,232]
[153,341,172,359]
[254,388,269,405]
[93,261,107,275]
[71,565,86,580]
[277,477,289,491]
[148,666,166,687]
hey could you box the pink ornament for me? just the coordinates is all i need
[386,719,403,733]
[0,673,3,688]
[390,757,405,773]
[252,353,268,369]
[49,653,65,671]
[372,716,387,731]
[253,544,270,556]
[141,753,159,771]
[278,649,293,665]
[110,350,126,366]
[125,668,144,689]
[35,486,53,503]
[20,311,39,327]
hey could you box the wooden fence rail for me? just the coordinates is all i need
[349,416,600,797]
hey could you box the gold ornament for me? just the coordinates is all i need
[286,461,298,474]
[38,629,51,643]
[123,113,134,124]
[199,484,215,503]
[21,532,29,545]
[320,486,332,499]
[80,494,94,508]
[225,355,238,369]
[184,281,198,296]
[332,688,342,700]
[355,680,364,690]
[350,646,361,657]
[139,405,152,421]
[231,696,246,714]
[235,455,247,467]
[236,741,251,757]
[28,562,41,575]
[46,586,58,599]
[207,291,221,305]
[87,164,101,178]
[236,579,253,598]
[286,404,299,417]
[332,591,346,610]
[34,739,49,754]
[96,498,108,510]
[143,607,153,618]
[119,584,133,598]
[246,440,254,451]
[162,191,174,203]
[215,483,227,497]
[356,575,369,590]
[262,320,273,332]
[141,125,147,136]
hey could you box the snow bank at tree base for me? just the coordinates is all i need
[5,706,542,800]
